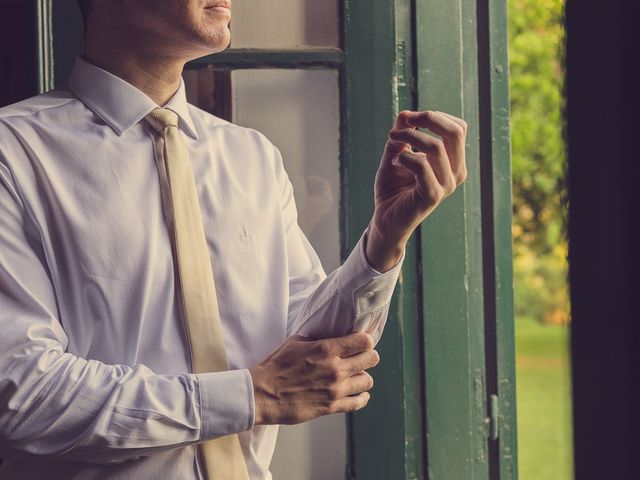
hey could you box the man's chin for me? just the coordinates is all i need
[209,28,230,50]
[189,31,230,58]
[208,37,231,55]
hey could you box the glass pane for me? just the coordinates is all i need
[232,69,341,272]
[183,69,232,121]
[231,69,343,480]
[184,68,345,478]
[230,0,340,48]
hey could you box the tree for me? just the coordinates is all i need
[509,0,569,323]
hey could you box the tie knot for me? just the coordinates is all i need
[145,108,180,132]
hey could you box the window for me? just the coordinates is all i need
[42,0,516,477]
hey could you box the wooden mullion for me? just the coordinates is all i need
[416,0,491,478]
[187,48,344,70]
[343,0,426,478]
[478,0,518,477]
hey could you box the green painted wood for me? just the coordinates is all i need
[395,1,427,478]
[479,0,518,477]
[187,48,344,70]
[416,0,490,478]
[459,1,493,477]
[342,0,425,478]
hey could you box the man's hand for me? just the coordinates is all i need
[249,333,379,425]
[365,110,468,272]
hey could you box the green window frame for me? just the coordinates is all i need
[41,0,517,477]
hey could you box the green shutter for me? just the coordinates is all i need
[346,0,516,478]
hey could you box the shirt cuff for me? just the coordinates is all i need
[196,368,255,440]
[337,229,405,318]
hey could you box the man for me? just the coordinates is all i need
[0,0,467,479]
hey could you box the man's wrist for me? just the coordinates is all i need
[248,366,269,426]
[364,223,407,273]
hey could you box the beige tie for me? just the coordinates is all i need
[146,108,250,480]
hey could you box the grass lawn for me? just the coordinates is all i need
[515,316,573,480]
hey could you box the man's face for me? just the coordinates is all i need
[96,0,232,59]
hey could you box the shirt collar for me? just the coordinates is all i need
[67,56,199,140]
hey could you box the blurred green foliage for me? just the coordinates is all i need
[509,1,573,478]
[509,0,569,325]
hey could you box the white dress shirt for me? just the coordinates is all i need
[0,57,402,480]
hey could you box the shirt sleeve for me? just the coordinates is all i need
[271,146,404,342]
[0,162,254,465]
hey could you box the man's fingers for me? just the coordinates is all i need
[425,111,467,184]
[316,332,374,358]
[382,110,417,159]
[329,391,371,414]
[390,128,445,156]
[341,371,374,397]
[393,151,441,199]
[403,110,466,138]
[434,110,468,131]
[342,349,380,376]
[403,111,467,184]
[390,125,465,187]
[390,130,456,190]
[394,110,414,130]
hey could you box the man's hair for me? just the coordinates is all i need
[77,0,92,25]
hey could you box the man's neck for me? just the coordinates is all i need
[83,45,186,107]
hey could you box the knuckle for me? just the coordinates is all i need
[444,177,457,195]
[327,400,346,414]
[360,333,375,350]
[421,137,440,154]
[425,187,444,205]
[326,360,342,381]
[451,124,465,140]
[455,167,468,184]
[302,356,315,370]
[424,138,446,157]
[327,385,341,401]
[323,402,338,415]
[314,340,332,357]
